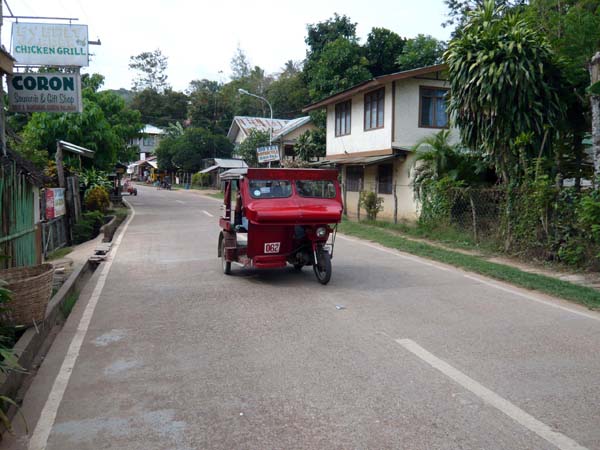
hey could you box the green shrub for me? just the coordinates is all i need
[73,211,105,244]
[359,191,384,221]
[84,186,109,212]
[191,172,211,187]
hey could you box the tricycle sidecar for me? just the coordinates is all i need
[217,168,343,285]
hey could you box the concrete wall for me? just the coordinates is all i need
[326,84,393,156]
[393,77,459,148]
[342,155,419,222]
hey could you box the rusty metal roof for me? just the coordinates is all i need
[227,116,293,142]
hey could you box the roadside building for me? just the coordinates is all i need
[200,158,248,188]
[303,64,458,221]
[227,116,315,163]
[130,125,165,161]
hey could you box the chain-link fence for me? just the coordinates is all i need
[341,180,416,223]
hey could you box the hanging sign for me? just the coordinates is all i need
[8,73,83,113]
[256,145,280,163]
[11,22,89,67]
[45,188,66,220]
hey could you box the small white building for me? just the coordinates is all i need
[130,124,165,161]
[303,64,458,221]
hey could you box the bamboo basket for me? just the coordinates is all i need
[0,264,54,326]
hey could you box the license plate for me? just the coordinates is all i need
[264,242,280,254]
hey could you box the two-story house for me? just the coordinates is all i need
[303,64,457,220]
[131,124,165,161]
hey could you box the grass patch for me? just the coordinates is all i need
[60,291,79,319]
[208,192,224,200]
[107,207,128,221]
[46,247,73,261]
[339,221,600,310]
[368,220,500,254]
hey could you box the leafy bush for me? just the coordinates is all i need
[73,211,105,244]
[359,191,384,221]
[0,280,27,433]
[191,172,211,187]
[79,167,112,191]
[85,186,110,212]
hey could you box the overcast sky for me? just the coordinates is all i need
[5,0,453,91]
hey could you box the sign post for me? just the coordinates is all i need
[256,145,280,165]
[11,22,89,67]
[8,73,83,113]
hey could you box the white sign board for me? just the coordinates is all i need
[8,73,83,113]
[11,22,89,67]
[257,145,280,163]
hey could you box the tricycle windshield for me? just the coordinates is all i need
[248,179,292,199]
[296,180,337,198]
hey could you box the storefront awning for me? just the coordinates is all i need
[311,154,401,167]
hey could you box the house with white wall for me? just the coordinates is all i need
[130,124,165,161]
[227,116,315,162]
[303,64,457,221]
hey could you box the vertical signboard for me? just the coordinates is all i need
[8,73,83,113]
[11,22,89,67]
[45,188,66,220]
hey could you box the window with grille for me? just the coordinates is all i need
[377,164,393,194]
[346,166,364,192]
[335,100,351,136]
[364,88,385,130]
[419,87,448,128]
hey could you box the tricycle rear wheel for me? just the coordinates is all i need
[220,239,231,275]
[313,248,331,285]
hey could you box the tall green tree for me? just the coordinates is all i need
[156,127,233,172]
[445,0,564,182]
[128,49,170,92]
[130,88,189,128]
[235,129,270,167]
[396,35,446,71]
[306,38,371,101]
[188,79,232,133]
[303,14,370,102]
[18,74,142,169]
[230,46,251,80]
[364,28,407,76]
[443,0,527,30]
[266,67,309,119]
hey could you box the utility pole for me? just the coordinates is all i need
[0,0,6,157]
[590,52,600,184]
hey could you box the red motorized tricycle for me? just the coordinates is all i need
[218,168,343,284]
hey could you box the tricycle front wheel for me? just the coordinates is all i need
[220,239,231,275]
[313,248,331,285]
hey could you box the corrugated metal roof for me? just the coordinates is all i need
[315,155,398,166]
[273,116,312,140]
[213,158,248,168]
[142,124,165,135]
[227,116,293,141]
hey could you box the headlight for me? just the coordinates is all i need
[316,227,327,238]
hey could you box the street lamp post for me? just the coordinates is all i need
[238,88,273,145]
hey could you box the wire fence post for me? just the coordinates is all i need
[342,179,347,216]
[393,182,398,224]
[468,190,478,243]
[357,178,362,221]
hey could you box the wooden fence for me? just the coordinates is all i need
[0,161,39,269]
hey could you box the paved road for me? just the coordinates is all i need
[6,185,600,450]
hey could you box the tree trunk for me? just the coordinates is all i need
[591,52,600,185]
